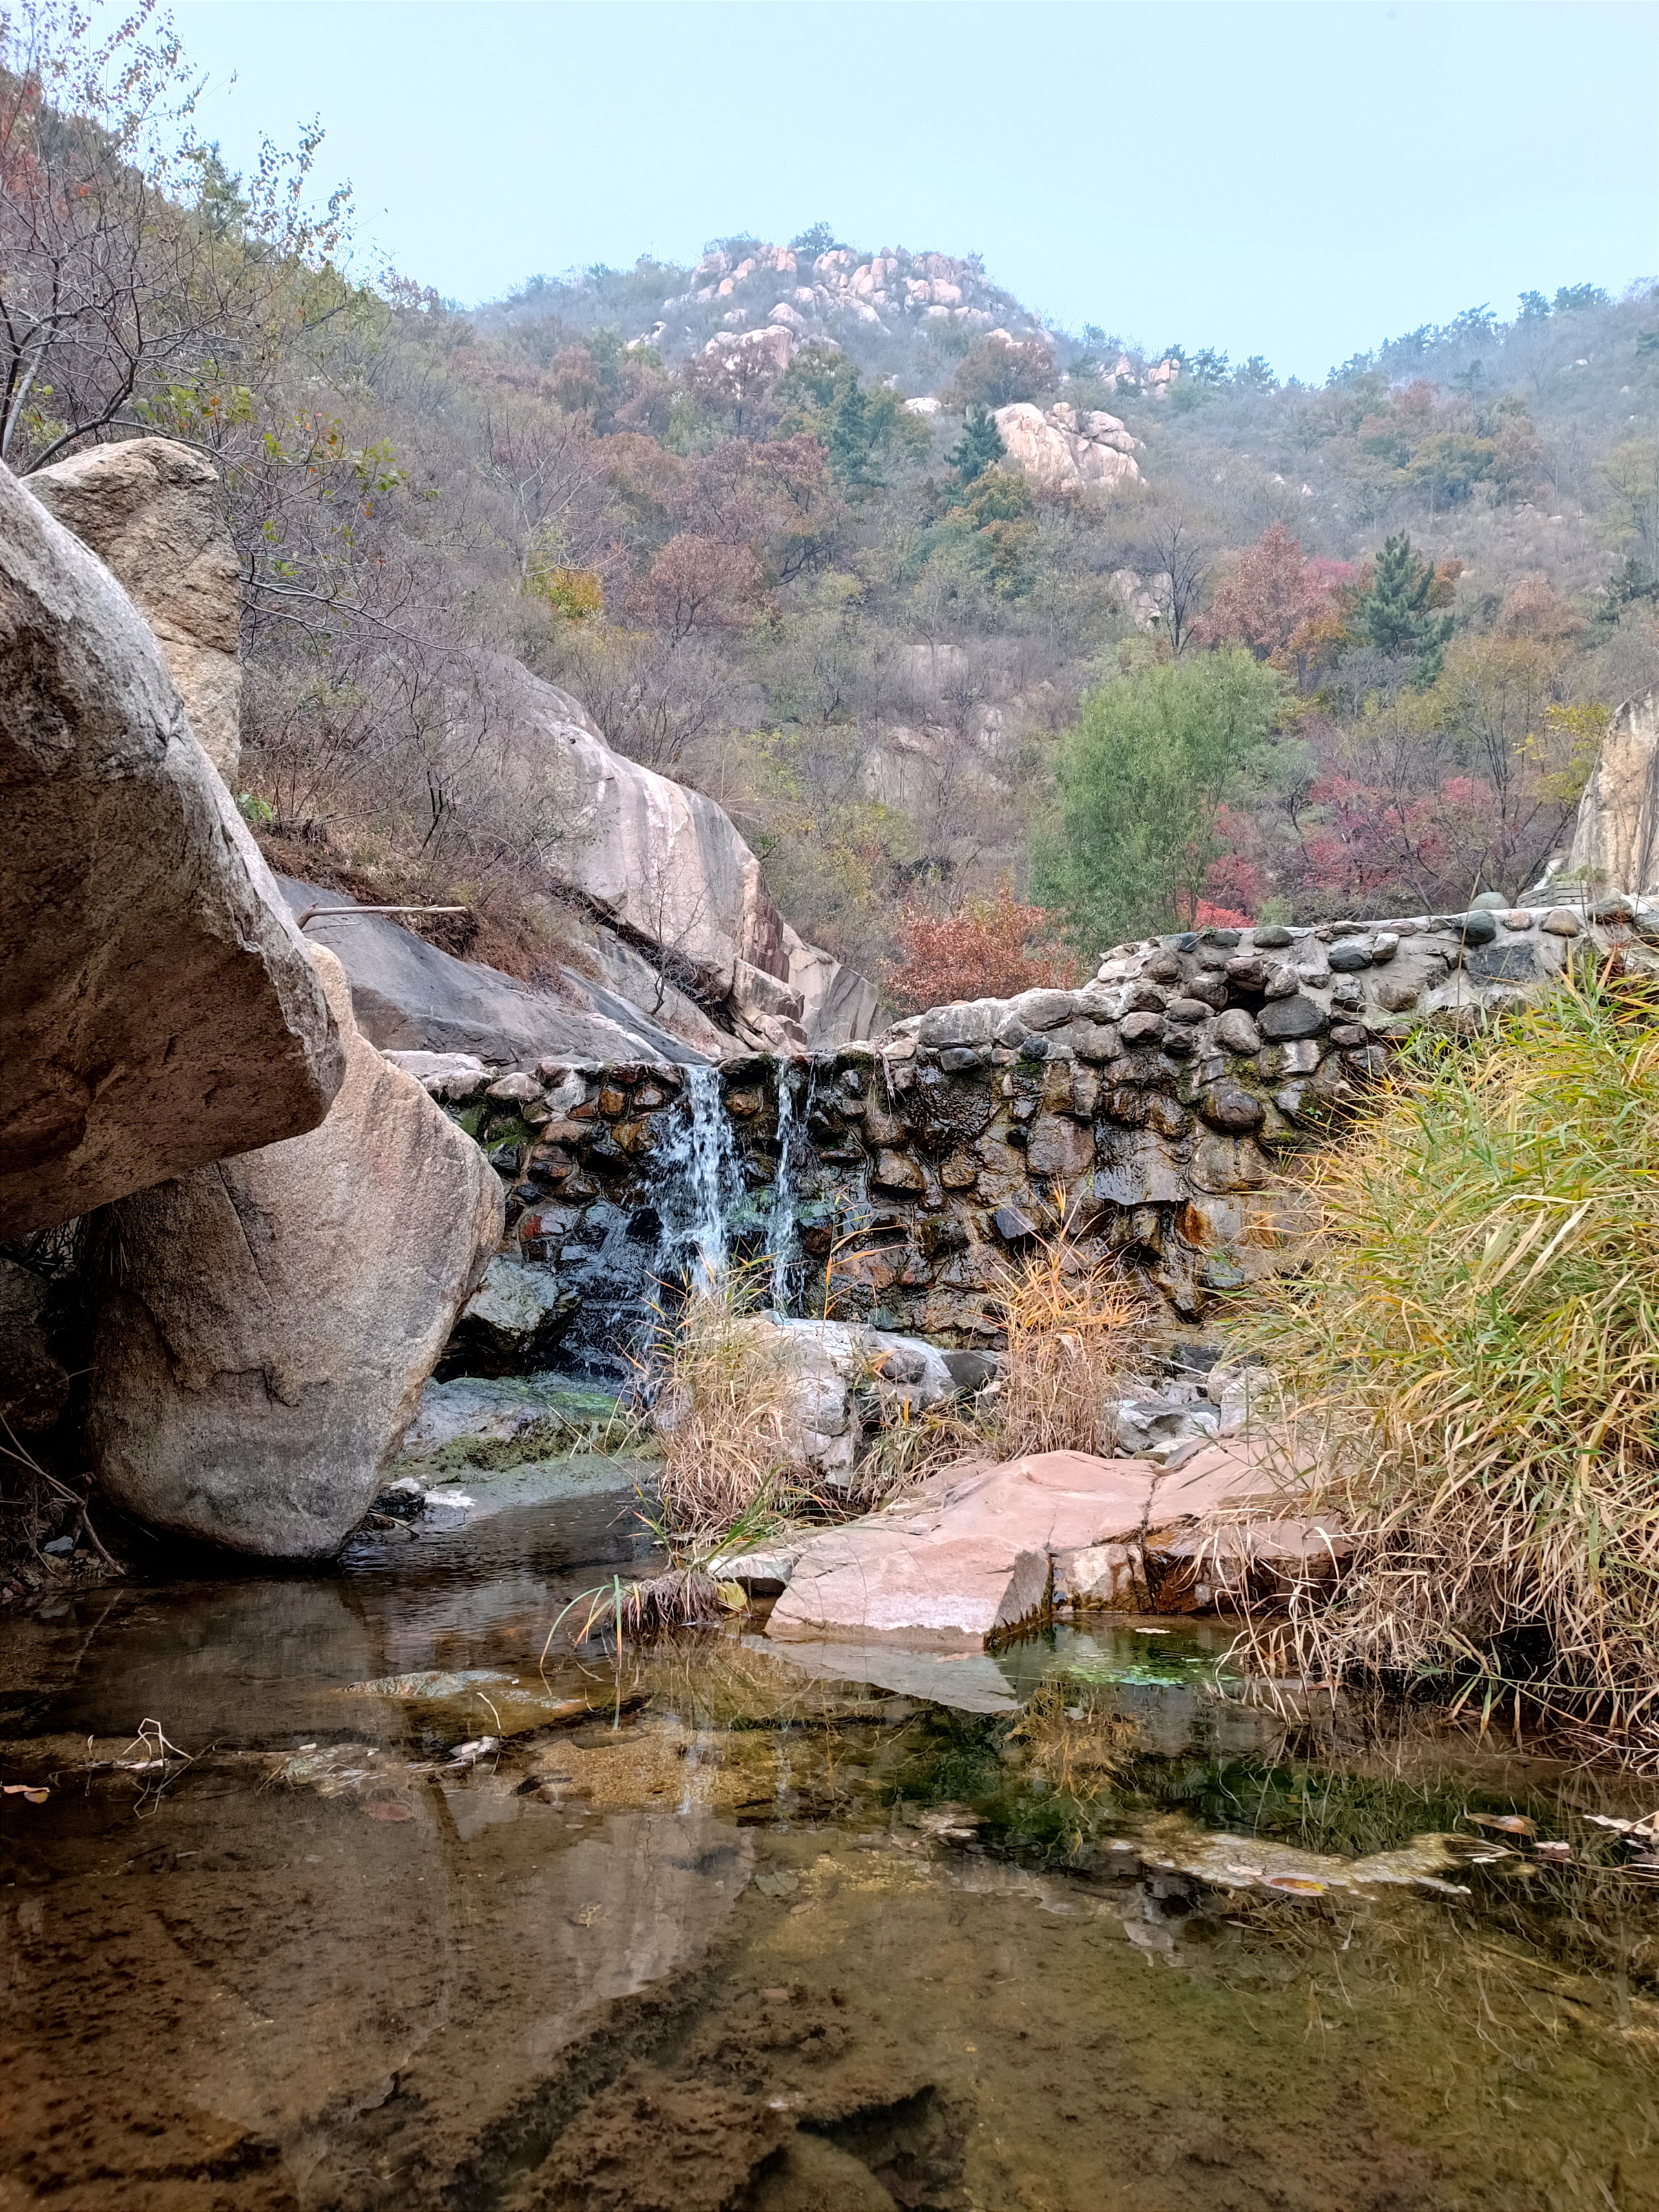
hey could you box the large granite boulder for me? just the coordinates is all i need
[0,462,342,1238]
[508,674,872,1045]
[28,437,244,783]
[1566,685,1657,900]
[992,403,1140,493]
[83,947,504,1557]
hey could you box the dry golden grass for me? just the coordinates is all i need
[646,1274,797,1545]
[989,1205,1152,1457]
[1236,972,1659,1758]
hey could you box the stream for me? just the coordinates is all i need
[3,1469,1656,2212]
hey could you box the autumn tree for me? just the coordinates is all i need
[0,0,349,469]
[881,879,1077,1013]
[1199,523,1341,675]
[636,531,762,640]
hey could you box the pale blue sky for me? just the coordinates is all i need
[169,1,1658,380]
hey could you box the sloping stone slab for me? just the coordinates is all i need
[279,878,714,1069]
[1,465,343,1237]
[765,1451,1161,1646]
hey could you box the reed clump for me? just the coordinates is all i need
[1238,973,1659,1755]
[990,1213,1151,1456]
[646,1272,797,1545]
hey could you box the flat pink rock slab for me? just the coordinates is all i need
[765,1439,1291,1648]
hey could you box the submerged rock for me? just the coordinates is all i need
[83,947,503,1557]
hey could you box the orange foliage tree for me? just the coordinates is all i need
[881,881,1078,1013]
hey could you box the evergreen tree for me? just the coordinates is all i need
[1359,533,1455,680]
[827,377,878,489]
[948,404,1006,486]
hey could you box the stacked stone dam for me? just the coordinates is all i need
[419,899,1635,1368]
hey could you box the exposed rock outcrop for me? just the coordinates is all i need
[1565,685,1658,901]
[499,673,872,1051]
[279,878,722,1067]
[992,402,1140,492]
[84,948,503,1558]
[0,461,343,1239]
[28,437,244,782]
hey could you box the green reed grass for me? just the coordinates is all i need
[1237,972,1659,1754]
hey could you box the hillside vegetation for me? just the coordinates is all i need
[4,6,1656,1006]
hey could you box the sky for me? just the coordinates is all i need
[168,1,1659,381]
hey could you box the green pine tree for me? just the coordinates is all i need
[948,404,1006,486]
[1359,533,1455,680]
[827,378,878,490]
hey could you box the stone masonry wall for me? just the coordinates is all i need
[414,901,1642,1371]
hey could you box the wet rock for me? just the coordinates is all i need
[1256,995,1328,1042]
[84,948,504,1557]
[1197,1083,1264,1134]
[1,463,343,1237]
[1025,1114,1095,1179]
[872,1149,925,1193]
[445,1258,575,1374]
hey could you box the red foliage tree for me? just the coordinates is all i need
[635,532,763,640]
[1200,524,1353,687]
[881,881,1078,1013]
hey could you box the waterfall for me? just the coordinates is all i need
[767,1061,804,1315]
[656,1063,739,1293]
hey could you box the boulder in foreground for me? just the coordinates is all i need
[0,461,342,1237]
[763,1440,1301,1645]
[84,948,504,1557]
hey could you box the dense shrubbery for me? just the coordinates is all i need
[1239,974,1659,1754]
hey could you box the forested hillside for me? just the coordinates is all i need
[6,6,1656,1009]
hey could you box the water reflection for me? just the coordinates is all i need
[2,1495,1656,2211]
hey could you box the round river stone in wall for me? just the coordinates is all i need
[1256,994,1329,1042]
